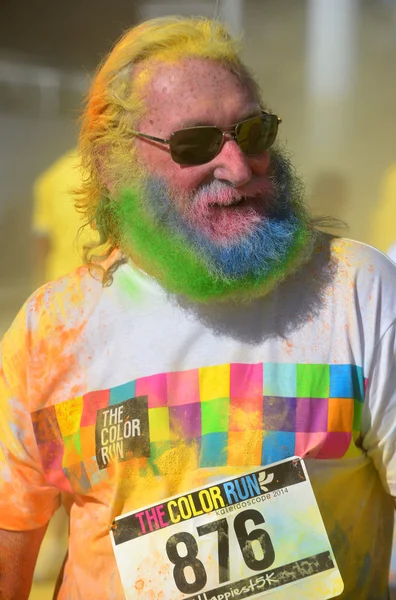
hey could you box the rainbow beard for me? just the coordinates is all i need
[111,152,316,303]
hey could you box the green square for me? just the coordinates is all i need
[150,441,172,475]
[353,399,363,430]
[201,398,230,435]
[297,364,330,398]
[64,431,82,455]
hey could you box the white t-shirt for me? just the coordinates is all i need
[1,234,396,599]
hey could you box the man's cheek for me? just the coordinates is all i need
[249,151,271,176]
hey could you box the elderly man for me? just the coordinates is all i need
[1,16,396,600]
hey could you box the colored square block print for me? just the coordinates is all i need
[169,403,201,439]
[148,407,170,442]
[353,399,363,430]
[200,364,230,402]
[230,363,262,400]
[262,431,295,464]
[330,364,364,401]
[80,389,110,427]
[228,430,262,466]
[167,369,200,406]
[327,397,354,432]
[109,380,136,405]
[64,461,91,493]
[79,424,96,459]
[62,432,82,467]
[201,397,230,435]
[32,406,62,443]
[295,431,327,458]
[315,432,352,459]
[263,363,297,397]
[297,364,330,398]
[295,398,328,432]
[84,456,108,486]
[200,432,228,468]
[263,396,296,432]
[136,373,167,408]
[229,396,262,432]
[55,396,83,438]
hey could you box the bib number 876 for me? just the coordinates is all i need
[165,509,275,594]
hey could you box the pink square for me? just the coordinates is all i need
[167,369,200,406]
[295,431,328,458]
[80,389,110,426]
[230,363,263,400]
[136,373,168,408]
[315,432,352,459]
[38,439,73,493]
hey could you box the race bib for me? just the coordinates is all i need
[111,457,343,599]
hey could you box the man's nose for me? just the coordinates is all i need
[212,136,252,187]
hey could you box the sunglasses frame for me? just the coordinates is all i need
[131,111,282,165]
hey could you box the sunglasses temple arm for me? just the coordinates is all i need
[130,131,170,145]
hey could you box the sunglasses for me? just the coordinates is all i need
[132,111,281,166]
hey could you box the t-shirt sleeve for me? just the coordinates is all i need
[0,304,60,530]
[362,322,396,496]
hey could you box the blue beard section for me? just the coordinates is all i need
[140,151,312,281]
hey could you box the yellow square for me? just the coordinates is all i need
[149,407,170,442]
[199,364,230,402]
[55,396,83,437]
[328,398,354,432]
[228,431,262,466]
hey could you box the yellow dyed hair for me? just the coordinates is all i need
[76,16,259,281]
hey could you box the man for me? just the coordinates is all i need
[1,16,396,600]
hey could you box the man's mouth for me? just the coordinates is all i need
[209,196,249,208]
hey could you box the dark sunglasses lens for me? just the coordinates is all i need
[169,127,223,165]
[236,114,279,154]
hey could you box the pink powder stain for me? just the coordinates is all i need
[184,177,275,243]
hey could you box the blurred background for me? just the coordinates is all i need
[0,0,395,598]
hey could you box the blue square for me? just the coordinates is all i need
[261,431,296,465]
[264,363,297,397]
[110,380,136,405]
[330,365,364,402]
[199,432,228,468]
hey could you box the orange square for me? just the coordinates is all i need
[62,435,81,467]
[227,431,262,466]
[328,398,354,432]
[80,424,96,458]
[229,397,262,432]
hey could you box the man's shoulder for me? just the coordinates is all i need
[329,236,396,277]
[25,265,103,329]
[326,236,396,320]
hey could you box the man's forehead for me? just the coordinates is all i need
[140,57,260,125]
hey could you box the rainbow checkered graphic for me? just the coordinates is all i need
[31,362,365,494]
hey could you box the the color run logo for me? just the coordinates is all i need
[95,397,150,469]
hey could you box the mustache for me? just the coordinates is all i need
[192,177,275,208]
